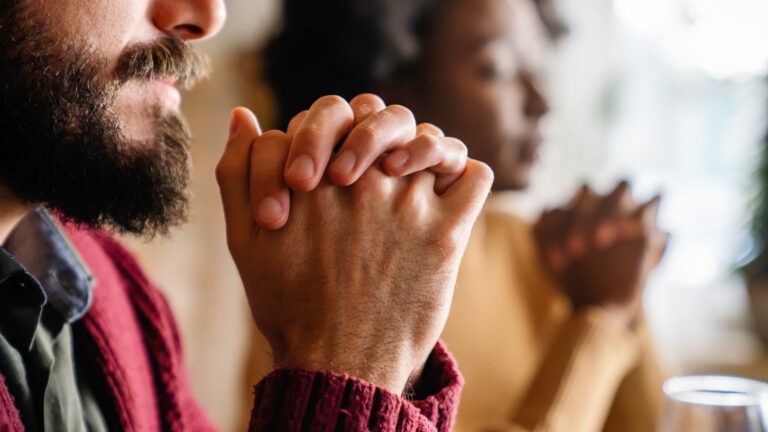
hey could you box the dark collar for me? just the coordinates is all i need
[0,208,94,350]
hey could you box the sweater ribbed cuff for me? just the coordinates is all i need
[249,341,463,432]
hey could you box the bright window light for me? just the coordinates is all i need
[614,0,768,79]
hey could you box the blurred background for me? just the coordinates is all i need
[121,0,768,429]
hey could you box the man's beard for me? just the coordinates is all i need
[0,4,208,237]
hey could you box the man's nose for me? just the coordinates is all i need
[151,0,227,41]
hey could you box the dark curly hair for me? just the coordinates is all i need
[263,0,442,128]
[263,0,566,129]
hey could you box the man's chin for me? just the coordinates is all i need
[47,112,191,238]
[114,84,183,137]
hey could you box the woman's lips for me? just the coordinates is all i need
[519,137,543,163]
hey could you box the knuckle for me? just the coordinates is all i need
[616,184,632,199]
[313,94,348,110]
[397,190,422,216]
[351,124,380,146]
[369,177,394,198]
[353,169,393,199]
[429,223,465,256]
[418,122,444,136]
[397,179,430,215]
[453,138,469,157]
[420,133,442,155]
[257,129,288,143]
[474,161,495,185]
[214,160,230,185]
[293,125,324,149]
[313,181,338,201]
[638,223,653,239]
[249,165,282,185]
[351,93,385,107]
[287,113,308,135]
[288,110,308,127]
[387,104,415,123]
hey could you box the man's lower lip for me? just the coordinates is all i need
[157,81,178,90]
[153,81,181,105]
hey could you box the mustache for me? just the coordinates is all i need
[114,36,209,89]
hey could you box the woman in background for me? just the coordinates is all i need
[252,0,668,430]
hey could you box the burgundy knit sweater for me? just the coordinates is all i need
[0,224,463,431]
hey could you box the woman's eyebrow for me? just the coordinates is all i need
[463,32,512,54]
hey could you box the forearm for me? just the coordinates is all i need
[508,308,640,432]
[602,318,664,432]
[248,342,464,432]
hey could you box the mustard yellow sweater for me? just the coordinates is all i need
[442,206,663,432]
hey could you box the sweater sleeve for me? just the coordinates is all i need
[601,318,664,432]
[248,341,463,432]
[498,308,640,432]
[468,309,643,432]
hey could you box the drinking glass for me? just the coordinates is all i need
[659,375,768,432]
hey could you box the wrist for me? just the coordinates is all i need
[581,304,638,330]
[272,344,413,395]
[570,293,642,329]
[403,360,427,399]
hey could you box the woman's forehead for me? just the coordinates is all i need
[431,0,549,61]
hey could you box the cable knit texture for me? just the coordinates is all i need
[0,222,463,431]
[250,341,463,432]
[0,374,23,432]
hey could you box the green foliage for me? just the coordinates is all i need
[744,81,768,278]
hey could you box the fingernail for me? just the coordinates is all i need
[287,155,315,180]
[256,196,283,224]
[331,151,357,175]
[387,150,409,169]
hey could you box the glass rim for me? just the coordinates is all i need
[663,375,768,407]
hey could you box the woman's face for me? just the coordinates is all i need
[413,0,551,191]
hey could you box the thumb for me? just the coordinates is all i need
[439,159,494,228]
[216,107,262,247]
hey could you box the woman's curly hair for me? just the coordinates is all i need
[263,0,442,128]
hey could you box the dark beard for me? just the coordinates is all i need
[0,4,207,237]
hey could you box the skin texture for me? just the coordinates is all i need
[25,0,225,143]
[249,94,472,230]
[0,2,215,235]
[3,0,492,397]
[218,105,494,393]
